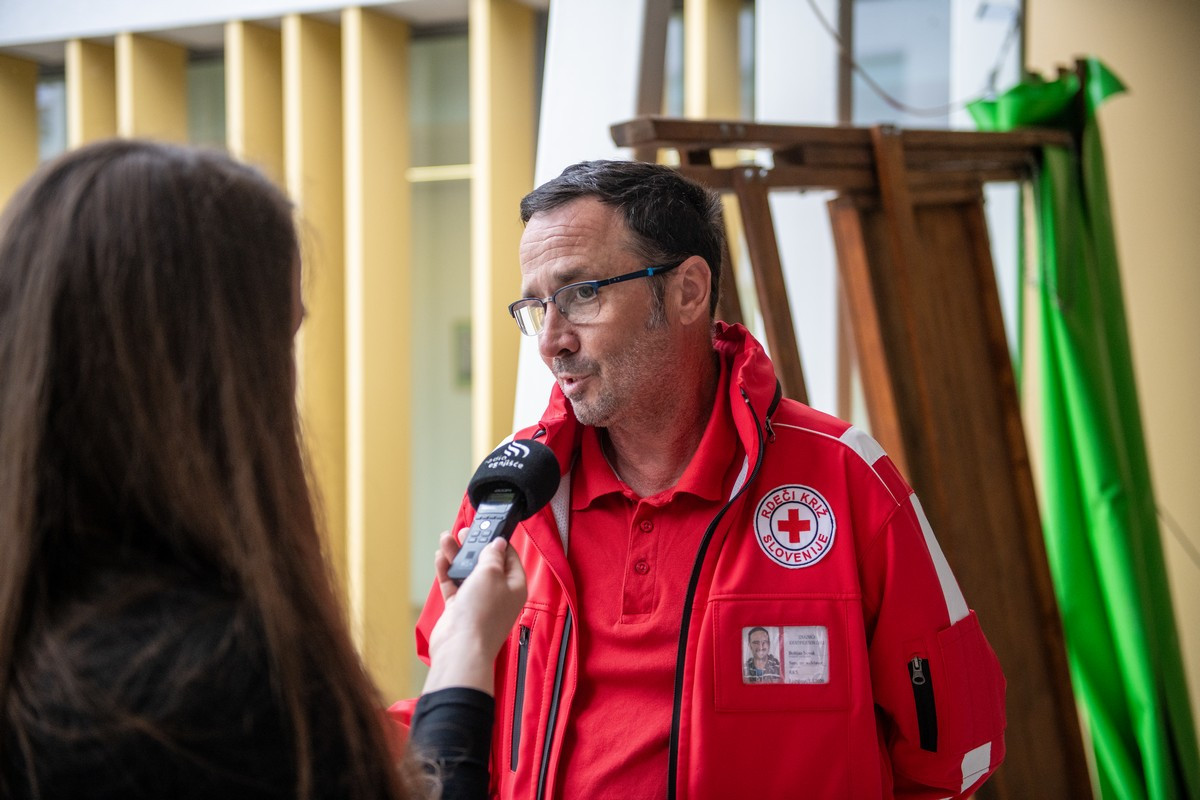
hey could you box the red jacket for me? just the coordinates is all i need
[392,323,1006,799]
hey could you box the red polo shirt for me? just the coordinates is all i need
[556,362,744,799]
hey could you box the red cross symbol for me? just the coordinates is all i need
[777,508,812,544]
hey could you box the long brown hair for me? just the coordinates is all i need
[0,140,411,798]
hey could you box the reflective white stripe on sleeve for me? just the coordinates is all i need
[911,494,969,624]
[839,425,887,466]
[960,742,993,792]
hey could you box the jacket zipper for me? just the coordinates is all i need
[511,624,531,771]
[908,656,938,752]
[666,383,776,800]
[536,610,573,800]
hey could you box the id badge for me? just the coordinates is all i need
[742,625,830,685]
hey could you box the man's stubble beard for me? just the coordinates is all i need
[558,313,670,428]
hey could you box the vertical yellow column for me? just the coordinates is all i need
[683,0,742,120]
[226,21,283,184]
[283,15,347,586]
[683,0,749,323]
[115,33,187,140]
[469,0,535,459]
[0,54,38,208]
[341,6,412,700]
[66,40,117,147]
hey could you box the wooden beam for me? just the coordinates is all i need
[827,195,908,476]
[730,166,807,403]
[960,198,1093,795]
[614,115,1073,152]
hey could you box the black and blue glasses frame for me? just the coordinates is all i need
[507,260,684,336]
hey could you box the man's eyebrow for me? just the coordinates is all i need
[523,266,589,297]
[552,266,589,286]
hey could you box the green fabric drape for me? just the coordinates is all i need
[970,58,1200,800]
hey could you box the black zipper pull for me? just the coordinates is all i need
[908,656,938,752]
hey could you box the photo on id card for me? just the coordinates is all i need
[741,625,830,685]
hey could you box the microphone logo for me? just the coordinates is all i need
[504,441,531,459]
[485,440,535,471]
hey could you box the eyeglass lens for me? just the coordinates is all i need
[513,302,545,335]
[513,283,602,335]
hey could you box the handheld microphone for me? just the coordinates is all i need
[447,439,559,584]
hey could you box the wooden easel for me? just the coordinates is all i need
[613,116,1091,799]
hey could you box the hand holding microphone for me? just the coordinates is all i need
[424,534,527,695]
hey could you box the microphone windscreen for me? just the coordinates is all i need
[467,439,560,519]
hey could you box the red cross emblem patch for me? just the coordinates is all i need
[753,485,836,569]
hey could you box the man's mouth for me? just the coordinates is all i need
[557,373,587,393]
[553,357,596,396]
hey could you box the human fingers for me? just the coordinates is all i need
[499,539,527,599]
[423,537,524,695]
[461,539,527,642]
[434,529,465,601]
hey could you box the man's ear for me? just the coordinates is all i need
[673,256,712,325]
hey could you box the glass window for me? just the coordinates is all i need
[37,71,67,162]
[852,0,951,127]
[407,30,473,694]
[663,2,756,118]
[187,54,226,148]
[410,33,470,168]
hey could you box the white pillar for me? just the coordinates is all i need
[756,0,842,415]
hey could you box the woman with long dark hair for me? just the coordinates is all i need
[0,139,515,799]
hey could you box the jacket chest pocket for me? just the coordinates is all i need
[510,619,532,771]
[709,596,856,712]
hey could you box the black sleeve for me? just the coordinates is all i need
[408,687,495,800]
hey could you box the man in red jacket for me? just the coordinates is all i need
[393,160,1006,799]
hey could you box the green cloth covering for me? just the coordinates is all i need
[969,58,1200,800]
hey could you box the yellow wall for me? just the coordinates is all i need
[1028,0,1200,735]
[0,53,38,208]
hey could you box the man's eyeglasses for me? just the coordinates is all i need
[507,261,683,336]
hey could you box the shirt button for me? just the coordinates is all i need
[639,520,654,533]
[633,560,650,575]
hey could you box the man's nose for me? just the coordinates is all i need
[538,303,577,360]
